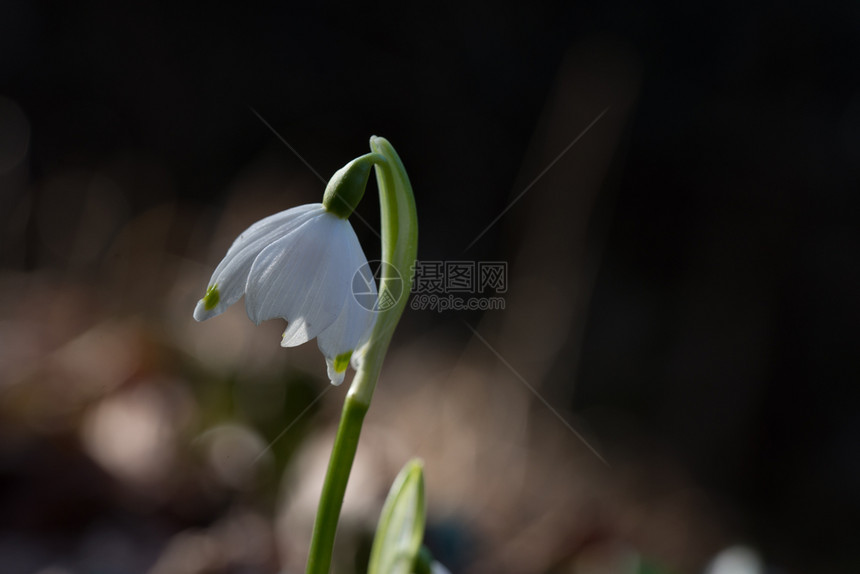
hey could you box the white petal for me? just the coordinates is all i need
[324,357,348,386]
[193,204,323,321]
[245,211,354,346]
[316,228,377,384]
[350,340,371,372]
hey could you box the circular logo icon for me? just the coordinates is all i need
[352,260,403,312]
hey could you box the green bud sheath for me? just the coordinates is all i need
[323,152,386,219]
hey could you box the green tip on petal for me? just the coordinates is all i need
[203,284,220,311]
[333,350,353,373]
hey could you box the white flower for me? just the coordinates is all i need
[193,202,377,385]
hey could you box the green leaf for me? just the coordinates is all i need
[368,459,426,574]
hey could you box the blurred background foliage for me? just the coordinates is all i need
[1,1,859,573]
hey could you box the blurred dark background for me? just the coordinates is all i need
[1,1,859,573]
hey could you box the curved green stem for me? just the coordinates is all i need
[305,394,367,574]
[305,137,418,574]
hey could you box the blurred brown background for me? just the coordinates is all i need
[1,1,859,573]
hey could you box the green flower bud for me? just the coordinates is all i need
[323,152,386,219]
[368,459,426,574]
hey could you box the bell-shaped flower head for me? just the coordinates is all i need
[194,154,381,385]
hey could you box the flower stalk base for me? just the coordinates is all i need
[305,395,368,574]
